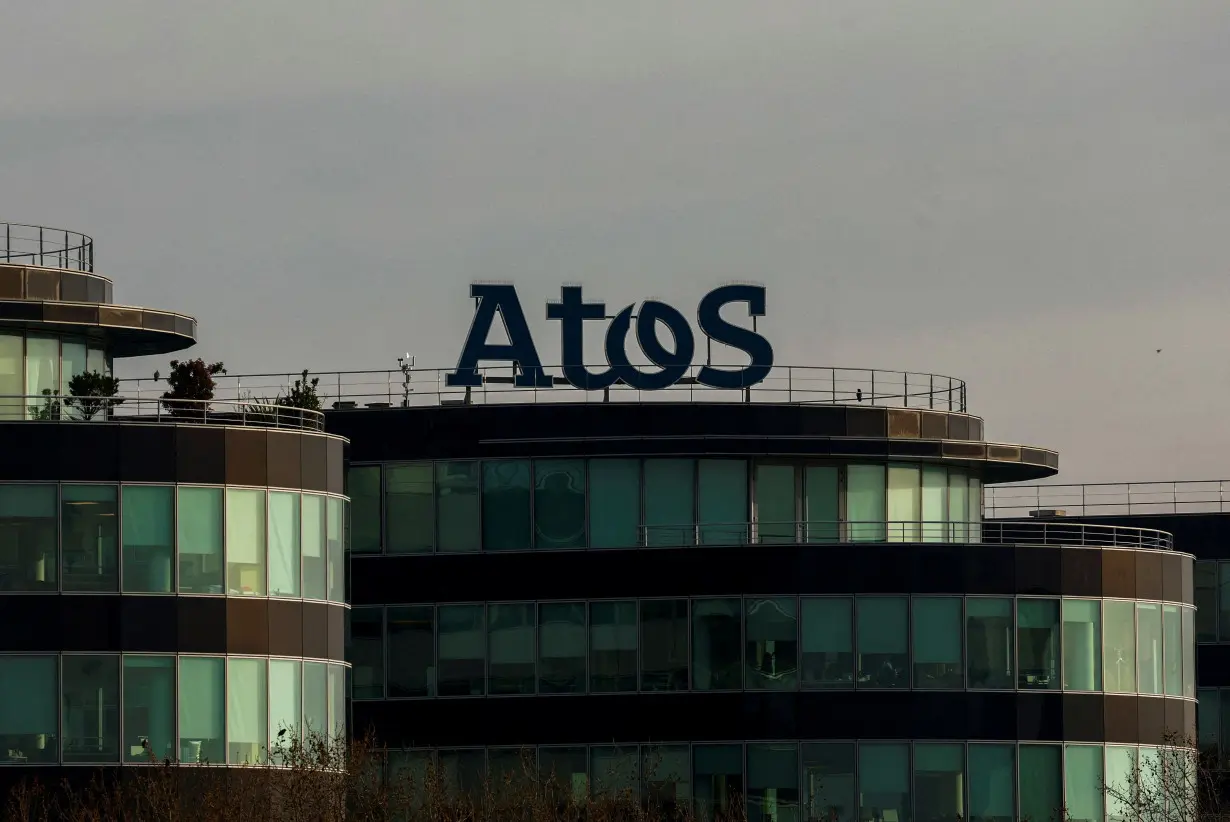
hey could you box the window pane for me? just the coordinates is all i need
[756,464,797,544]
[1018,599,1059,689]
[488,602,535,695]
[699,459,748,545]
[1104,599,1137,693]
[328,664,345,740]
[122,485,174,593]
[0,484,58,591]
[179,657,224,764]
[1137,602,1163,695]
[967,598,1013,689]
[1105,745,1137,822]
[436,461,480,552]
[590,600,636,693]
[644,744,691,814]
[439,604,485,696]
[269,660,302,758]
[62,484,119,591]
[948,471,969,542]
[539,602,586,694]
[886,464,920,542]
[921,467,946,543]
[348,465,382,553]
[1164,604,1182,696]
[913,597,962,689]
[62,654,120,763]
[857,596,907,688]
[268,491,301,597]
[540,747,588,801]
[747,597,798,690]
[592,745,640,798]
[694,744,743,822]
[914,743,963,822]
[1195,562,1217,642]
[228,658,267,764]
[0,655,58,763]
[589,458,640,549]
[303,661,328,741]
[802,597,853,689]
[804,465,839,543]
[61,339,87,398]
[483,460,531,551]
[1222,691,1230,770]
[387,606,434,697]
[123,656,174,764]
[1219,561,1230,641]
[386,462,434,554]
[1183,607,1196,698]
[226,488,266,596]
[327,496,344,603]
[847,465,886,542]
[1064,745,1104,822]
[1062,599,1102,691]
[859,744,910,822]
[535,459,586,549]
[86,344,107,377]
[748,743,799,822]
[350,607,384,699]
[1198,688,1219,762]
[440,749,487,798]
[644,458,695,547]
[968,744,1014,822]
[694,598,743,691]
[968,476,982,542]
[1018,745,1062,822]
[301,493,327,600]
[642,599,689,691]
[802,743,855,822]
[25,333,58,419]
[0,332,23,420]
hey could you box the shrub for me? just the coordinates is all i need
[161,359,226,417]
[65,369,125,421]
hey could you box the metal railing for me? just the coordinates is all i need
[1,223,93,272]
[986,480,1230,518]
[638,520,1174,550]
[117,365,968,411]
[3,394,324,431]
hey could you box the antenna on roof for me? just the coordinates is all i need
[397,353,414,407]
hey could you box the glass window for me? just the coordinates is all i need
[489,747,535,796]
[1195,562,1217,641]
[921,467,946,543]
[589,458,640,549]
[268,491,301,597]
[302,493,327,600]
[387,606,434,697]
[967,744,1014,822]
[802,743,855,822]
[303,661,329,741]
[535,459,586,549]
[0,332,23,420]
[801,597,853,689]
[847,464,886,542]
[914,743,963,822]
[1183,607,1196,698]
[436,461,480,552]
[948,471,969,542]
[327,496,344,603]
[968,476,982,542]
[1104,600,1137,693]
[483,460,532,551]
[886,464,921,542]
[350,607,384,699]
[590,600,637,692]
[644,744,691,813]
[61,339,87,399]
[1222,692,1230,771]
[1105,745,1137,822]
[0,655,58,763]
[62,654,120,763]
[1064,745,1104,822]
[859,744,910,822]
[1062,599,1102,691]
[440,748,486,798]
[747,597,798,690]
[1220,561,1230,641]
[61,484,119,592]
[540,747,589,801]
[228,658,267,764]
[804,465,840,543]
[179,657,224,764]
[0,484,58,591]
[1018,599,1059,689]
[857,596,907,688]
[122,485,174,593]
[225,488,266,596]
[913,597,962,689]
[1138,602,1163,695]
[1164,604,1182,697]
[966,597,1013,689]
[641,599,689,691]
[756,463,797,543]
[122,656,174,764]
[268,660,302,757]
[348,465,382,553]
[539,602,586,694]
[694,744,743,822]
[439,604,485,696]
[1019,745,1062,822]
[698,459,748,545]
[748,743,799,822]
[591,745,640,798]
[644,458,696,547]
[329,663,346,740]
[86,344,107,377]
[488,602,535,695]
[693,598,743,691]
[386,462,434,554]
[1198,688,1219,762]
[25,334,58,419]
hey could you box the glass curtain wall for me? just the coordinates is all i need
[0,331,108,420]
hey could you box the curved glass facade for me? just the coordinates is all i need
[0,330,109,420]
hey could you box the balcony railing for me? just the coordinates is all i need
[2,394,324,431]
[638,520,1174,550]
[1,223,93,272]
[985,480,1230,518]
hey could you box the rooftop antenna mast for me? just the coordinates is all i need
[397,353,414,407]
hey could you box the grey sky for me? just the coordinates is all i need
[3,1,1229,483]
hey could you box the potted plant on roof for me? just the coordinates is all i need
[160,359,226,419]
[65,370,125,421]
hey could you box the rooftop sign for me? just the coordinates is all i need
[446,284,773,391]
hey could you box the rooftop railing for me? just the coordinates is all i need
[639,520,1174,550]
[1,223,93,272]
[3,394,324,432]
[118,365,969,412]
[985,480,1230,518]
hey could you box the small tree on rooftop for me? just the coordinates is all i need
[65,369,125,421]
[280,369,322,412]
[161,358,226,417]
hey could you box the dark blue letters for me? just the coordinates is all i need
[445,284,552,387]
[696,284,773,389]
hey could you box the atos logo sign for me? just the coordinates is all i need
[446,284,773,392]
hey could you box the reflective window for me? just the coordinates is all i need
[968,476,983,542]
[859,744,909,822]
[269,660,302,758]
[747,597,798,690]
[301,493,327,600]
[1198,688,1219,762]
[0,484,57,591]
[86,344,108,378]
[483,460,531,551]
[227,658,267,764]
[329,663,345,739]
[386,462,433,554]
[268,491,301,597]
[1062,599,1102,691]
[1195,562,1217,641]
[350,608,385,699]
[436,461,480,552]
[644,459,695,547]
[1138,602,1163,695]
[914,743,963,822]
[439,604,486,696]
[388,606,434,698]
[1104,600,1137,693]
[303,661,329,740]
[913,597,962,689]
[968,744,1014,822]
[535,460,586,550]
[121,485,174,593]
[440,749,486,798]
[0,655,58,763]
[326,496,344,603]
[540,747,588,801]
[641,599,689,691]
[967,598,1013,689]
[539,602,586,694]
[747,743,798,822]
[1018,745,1062,822]
[62,654,120,763]
[847,464,886,542]
[1105,745,1137,822]
[1183,607,1196,698]
[921,466,946,543]
[694,744,743,822]
[589,459,640,549]
[25,334,58,419]
[886,464,920,542]
[60,340,87,399]
[1018,599,1059,689]
[693,598,742,691]
[804,465,839,543]
[948,471,969,542]
[801,597,853,689]
[122,656,174,764]
[1219,562,1230,642]
[698,459,748,545]
[488,603,535,695]
[62,484,118,592]
[591,745,640,798]
[590,600,637,693]
[1064,745,1104,822]
[644,744,691,812]
[226,488,266,596]
[756,464,797,544]
[348,465,382,554]
[179,657,224,764]
[802,743,855,822]
[857,596,907,688]
[0,333,22,420]
[1222,692,1230,771]
[1163,604,1182,697]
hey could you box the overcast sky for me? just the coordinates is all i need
[2,1,1229,485]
